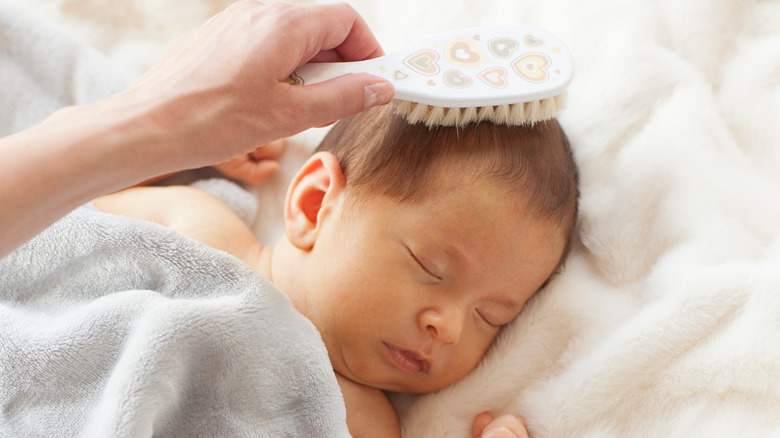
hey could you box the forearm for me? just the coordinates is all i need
[0,90,210,258]
[0,0,393,259]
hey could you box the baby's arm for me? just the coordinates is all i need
[335,374,400,438]
[212,140,283,185]
[92,185,264,268]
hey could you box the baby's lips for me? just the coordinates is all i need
[384,342,431,373]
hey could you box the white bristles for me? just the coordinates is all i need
[476,105,494,123]
[441,107,463,126]
[427,105,446,124]
[461,106,478,123]
[392,92,567,128]
[525,99,542,122]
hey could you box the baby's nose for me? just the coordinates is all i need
[421,307,464,345]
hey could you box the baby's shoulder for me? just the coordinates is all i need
[94,185,264,268]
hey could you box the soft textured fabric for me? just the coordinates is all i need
[5,0,780,436]
[0,202,350,438]
[0,0,130,134]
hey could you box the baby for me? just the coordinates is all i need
[93,103,579,437]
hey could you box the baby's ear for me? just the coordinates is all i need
[284,152,345,250]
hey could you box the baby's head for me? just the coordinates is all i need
[272,104,578,394]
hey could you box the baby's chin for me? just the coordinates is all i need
[337,366,461,395]
[329,343,477,394]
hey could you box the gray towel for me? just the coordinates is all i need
[0,204,350,438]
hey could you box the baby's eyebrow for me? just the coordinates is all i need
[441,241,469,270]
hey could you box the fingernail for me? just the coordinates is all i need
[483,426,514,438]
[364,81,394,109]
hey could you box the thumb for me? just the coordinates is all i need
[291,73,394,127]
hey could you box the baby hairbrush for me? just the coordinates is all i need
[289,25,573,127]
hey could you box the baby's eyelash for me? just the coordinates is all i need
[476,309,502,328]
[408,248,442,281]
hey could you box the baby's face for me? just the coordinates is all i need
[297,175,566,394]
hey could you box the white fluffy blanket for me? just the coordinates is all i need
[12,0,780,437]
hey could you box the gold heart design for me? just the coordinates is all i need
[512,53,551,82]
[286,72,304,86]
[443,70,472,89]
[427,79,436,86]
[523,34,544,47]
[392,69,410,81]
[403,49,440,76]
[478,67,508,88]
[445,38,487,67]
[488,37,518,59]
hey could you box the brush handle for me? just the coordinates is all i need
[290,25,573,108]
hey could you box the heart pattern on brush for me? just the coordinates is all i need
[445,38,487,67]
[512,53,551,82]
[386,32,564,91]
[478,67,508,88]
[444,69,473,88]
[523,34,544,47]
[392,69,410,81]
[404,49,440,75]
[488,38,518,59]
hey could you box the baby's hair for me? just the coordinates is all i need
[316,104,579,247]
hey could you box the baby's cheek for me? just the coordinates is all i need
[440,335,492,388]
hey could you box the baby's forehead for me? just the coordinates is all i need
[414,159,530,205]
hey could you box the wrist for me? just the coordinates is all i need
[66,83,236,181]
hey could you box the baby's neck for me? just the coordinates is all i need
[264,237,309,314]
[251,243,275,282]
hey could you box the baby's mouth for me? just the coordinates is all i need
[383,342,430,374]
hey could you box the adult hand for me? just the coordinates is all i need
[128,0,395,169]
[473,412,530,438]
[0,1,393,258]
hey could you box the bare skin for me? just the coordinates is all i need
[0,1,394,258]
[93,152,563,437]
[139,140,286,187]
[4,1,531,434]
[93,185,402,436]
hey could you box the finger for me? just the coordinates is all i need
[473,412,495,437]
[240,160,279,186]
[305,3,385,62]
[482,426,518,438]
[215,158,280,186]
[315,120,338,129]
[288,73,394,129]
[267,2,384,73]
[308,30,384,63]
[247,160,280,185]
[248,139,285,161]
[481,415,529,438]
[243,159,279,185]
